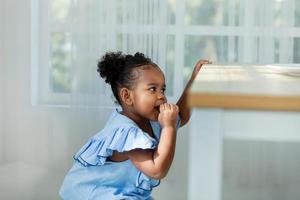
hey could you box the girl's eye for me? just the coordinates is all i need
[149,87,165,93]
[149,87,156,92]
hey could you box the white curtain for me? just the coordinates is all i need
[35,0,179,109]
[1,0,300,199]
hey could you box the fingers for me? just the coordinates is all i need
[159,103,179,113]
[165,103,170,110]
[157,103,179,128]
[200,59,212,64]
[174,104,179,113]
[193,60,212,75]
[159,103,165,112]
[160,103,170,110]
[196,59,212,67]
[169,104,178,113]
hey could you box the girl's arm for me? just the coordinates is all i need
[125,103,178,179]
[176,60,211,127]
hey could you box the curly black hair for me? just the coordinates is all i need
[97,51,158,104]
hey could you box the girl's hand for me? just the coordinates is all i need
[158,103,179,129]
[191,59,212,81]
[175,59,212,128]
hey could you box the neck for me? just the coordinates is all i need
[120,107,149,130]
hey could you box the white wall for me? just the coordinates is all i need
[0,0,4,164]
[1,0,113,199]
[0,1,189,200]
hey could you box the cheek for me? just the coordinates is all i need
[135,94,155,109]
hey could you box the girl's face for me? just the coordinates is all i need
[131,65,167,121]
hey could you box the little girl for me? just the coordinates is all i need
[59,52,210,199]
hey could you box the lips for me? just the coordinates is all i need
[154,106,160,112]
[154,102,165,113]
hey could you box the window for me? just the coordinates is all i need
[31,0,300,107]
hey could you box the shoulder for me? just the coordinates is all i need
[74,109,158,166]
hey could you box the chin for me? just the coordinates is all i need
[146,109,160,121]
[150,112,159,121]
[151,116,159,121]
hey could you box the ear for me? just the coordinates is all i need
[119,88,133,106]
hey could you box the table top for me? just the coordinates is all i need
[188,64,300,111]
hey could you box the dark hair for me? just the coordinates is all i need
[97,51,157,104]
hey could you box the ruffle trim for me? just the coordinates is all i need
[136,172,160,191]
[73,126,158,166]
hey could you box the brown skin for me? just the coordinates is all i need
[119,66,167,129]
[176,59,211,126]
[109,60,211,179]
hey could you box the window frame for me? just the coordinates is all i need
[31,0,300,107]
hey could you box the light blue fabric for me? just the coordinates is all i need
[59,107,181,200]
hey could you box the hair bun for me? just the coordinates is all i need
[97,51,125,85]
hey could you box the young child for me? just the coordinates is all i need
[59,52,210,199]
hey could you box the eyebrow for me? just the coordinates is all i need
[147,83,166,88]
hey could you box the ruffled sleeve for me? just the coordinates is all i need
[73,125,158,166]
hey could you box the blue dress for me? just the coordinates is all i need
[59,107,181,200]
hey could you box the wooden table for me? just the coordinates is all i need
[187,64,300,200]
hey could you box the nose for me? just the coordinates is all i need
[157,92,166,102]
